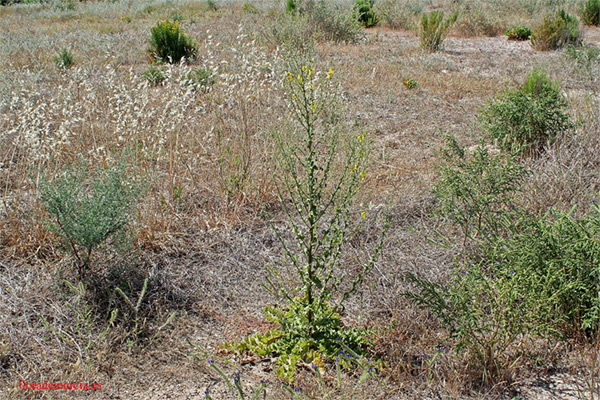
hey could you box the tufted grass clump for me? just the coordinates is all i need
[531,9,581,51]
[419,10,458,52]
[479,67,571,156]
[353,0,378,28]
[581,0,600,26]
[54,48,75,70]
[148,20,197,64]
[37,155,145,279]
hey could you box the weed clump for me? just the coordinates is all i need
[419,10,458,52]
[142,65,166,86]
[479,67,571,156]
[531,9,581,51]
[148,20,197,64]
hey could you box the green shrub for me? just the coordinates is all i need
[141,65,166,86]
[375,0,422,30]
[37,156,145,279]
[420,10,458,51]
[353,0,378,28]
[479,68,571,155]
[581,0,600,26]
[206,0,218,12]
[433,136,528,244]
[408,139,600,384]
[148,20,197,64]
[505,26,532,41]
[54,48,75,70]
[531,9,581,51]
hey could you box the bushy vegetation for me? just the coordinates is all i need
[479,68,571,155]
[142,65,166,86]
[419,10,458,51]
[410,137,600,385]
[531,9,581,50]
[505,26,531,40]
[581,0,600,26]
[148,20,197,63]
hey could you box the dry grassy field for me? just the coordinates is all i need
[1,0,600,399]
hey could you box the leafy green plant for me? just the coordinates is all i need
[432,136,528,245]
[353,0,378,28]
[479,67,571,155]
[581,0,600,26]
[286,0,296,14]
[242,1,258,14]
[419,10,458,51]
[505,26,532,40]
[531,9,581,51]
[142,65,166,86]
[37,155,145,279]
[54,48,75,70]
[148,20,197,64]
[402,78,418,89]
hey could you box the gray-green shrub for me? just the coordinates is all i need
[54,48,75,70]
[37,156,145,278]
[479,68,571,156]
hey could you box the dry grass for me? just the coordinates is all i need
[1,0,600,399]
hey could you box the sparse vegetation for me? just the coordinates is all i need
[2,1,600,399]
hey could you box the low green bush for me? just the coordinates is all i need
[531,9,581,51]
[353,0,378,28]
[479,68,571,155]
[581,0,600,26]
[148,20,197,64]
[419,10,458,51]
[505,26,532,41]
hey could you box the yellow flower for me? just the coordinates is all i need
[297,74,302,83]
[327,68,334,79]
[361,211,366,220]
[286,72,293,82]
